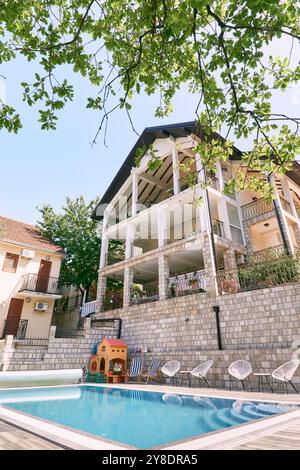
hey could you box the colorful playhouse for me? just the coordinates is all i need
[89,337,128,384]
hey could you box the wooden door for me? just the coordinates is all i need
[36,259,52,293]
[3,298,24,337]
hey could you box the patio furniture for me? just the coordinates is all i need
[141,358,160,384]
[161,360,181,384]
[127,357,143,382]
[190,360,213,388]
[253,372,273,393]
[228,360,253,391]
[271,360,300,394]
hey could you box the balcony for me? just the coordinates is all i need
[130,285,159,305]
[169,270,206,297]
[241,198,273,221]
[81,300,98,317]
[18,273,62,297]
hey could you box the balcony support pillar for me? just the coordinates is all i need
[281,176,300,245]
[158,254,170,300]
[203,234,218,294]
[196,154,218,291]
[269,175,295,254]
[99,233,109,269]
[216,161,225,192]
[170,139,180,195]
[223,249,239,292]
[96,275,107,313]
[125,224,134,260]
[123,266,134,307]
[131,169,138,217]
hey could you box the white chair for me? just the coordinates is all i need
[228,360,253,391]
[190,360,213,387]
[271,360,299,394]
[161,360,181,384]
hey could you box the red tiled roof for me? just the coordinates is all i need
[0,216,63,254]
[104,338,128,347]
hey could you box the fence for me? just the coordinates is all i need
[131,285,159,305]
[169,270,206,298]
[241,198,273,221]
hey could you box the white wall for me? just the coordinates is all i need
[0,241,62,338]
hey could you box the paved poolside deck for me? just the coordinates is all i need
[0,419,63,450]
[0,384,300,450]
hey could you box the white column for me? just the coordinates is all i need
[196,153,217,293]
[270,175,295,254]
[282,177,298,219]
[131,169,138,217]
[216,161,224,192]
[100,232,109,268]
[196,153,211,233]
[171,141,180,195]
[125,223,134,260]
[281,176,300,247]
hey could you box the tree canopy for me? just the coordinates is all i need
[1,1,300,194]
[37,196,123,295]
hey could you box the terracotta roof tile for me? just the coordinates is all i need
[0,216,63,254]
[104,338,128,347]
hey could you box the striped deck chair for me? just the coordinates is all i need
[127,357,143,382]
[141,359,161,384]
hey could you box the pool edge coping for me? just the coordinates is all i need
[0,383,300,450]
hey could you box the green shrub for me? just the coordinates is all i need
[238,254,300,290]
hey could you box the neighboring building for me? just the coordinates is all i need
[0,216,64,339]
[88,121,300,314]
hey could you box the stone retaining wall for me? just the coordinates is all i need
[0,323,116,372]
[1,283,300,389]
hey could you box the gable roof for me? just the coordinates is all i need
[93,120,300,221]
[103,338,128,347]
[0,216,64,254]
[92,120,243,219]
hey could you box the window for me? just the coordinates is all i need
[2,252,19,273]
[227,204,244,245]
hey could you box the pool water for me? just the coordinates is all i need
[0,386,297,448]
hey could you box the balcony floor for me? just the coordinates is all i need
[18,290,62,300]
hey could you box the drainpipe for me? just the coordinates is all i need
[212,306,222,350]
[267,174,291,255]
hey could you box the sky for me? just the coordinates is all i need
[0,40,299,225]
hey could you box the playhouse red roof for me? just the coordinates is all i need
[104,339,127,347]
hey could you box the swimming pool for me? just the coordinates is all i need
[0,385,298,449]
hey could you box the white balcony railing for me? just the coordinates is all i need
[80,300,98,318]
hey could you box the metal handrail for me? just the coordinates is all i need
[130,286,159,305]
[18,273,62,295]
[241,198,273,221]
[169,270,206,297]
